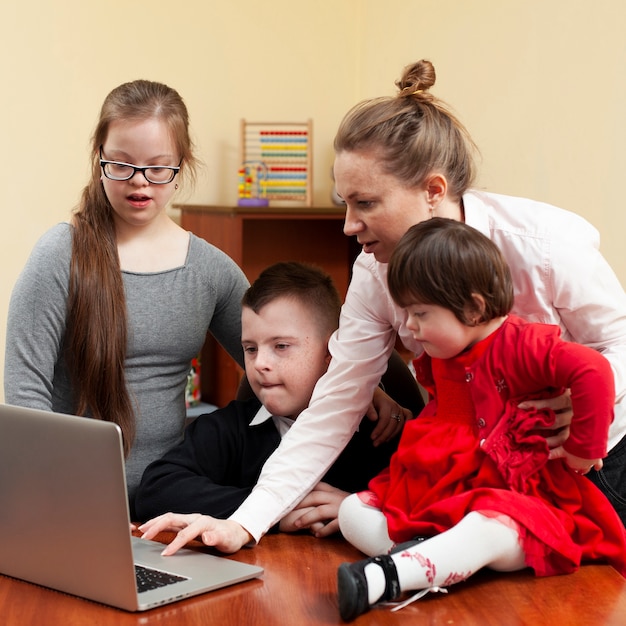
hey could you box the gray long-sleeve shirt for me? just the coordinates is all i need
[5,223,249,502]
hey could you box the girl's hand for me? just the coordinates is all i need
[550,448,603,475]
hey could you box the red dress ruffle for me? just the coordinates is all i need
[368,335,626,577]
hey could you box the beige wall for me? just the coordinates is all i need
[1,0,625,399]
[357,0,626,274]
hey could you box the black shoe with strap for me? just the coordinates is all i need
[337,554,401,622]
[337,537,431,621]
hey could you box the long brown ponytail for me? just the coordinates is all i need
[65,80,198,456]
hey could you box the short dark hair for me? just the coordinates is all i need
[242,262,342,337]
[387,218,514,324]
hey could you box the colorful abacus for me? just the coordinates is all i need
[237,161,269,207]
[239,119,313,206]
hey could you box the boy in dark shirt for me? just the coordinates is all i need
[135,262,408,537]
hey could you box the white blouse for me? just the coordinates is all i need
[230,189,626,541]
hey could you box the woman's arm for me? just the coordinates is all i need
[543,235,626,454]
[227,255,406,543]
[142,254,406,552]
[550,236,626,405]
[134,403,277,521]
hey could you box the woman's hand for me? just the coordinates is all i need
[279,482,349,537]
[138,513,253,555]
[518,389,572,451]
[366,386,412,446]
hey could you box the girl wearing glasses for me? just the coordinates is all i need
[4,80,250,515]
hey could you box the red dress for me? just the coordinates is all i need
[369,320,626,577]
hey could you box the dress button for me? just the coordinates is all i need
[477,418,486,428]
[465,371,474,382]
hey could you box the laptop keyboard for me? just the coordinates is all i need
[135,564,189,593]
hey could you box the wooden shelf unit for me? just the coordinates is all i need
[178,204,356,407]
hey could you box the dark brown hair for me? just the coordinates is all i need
[66,80,198,456]
[334,60,477,200]
[242,262,341,338]
[388,218,514,324]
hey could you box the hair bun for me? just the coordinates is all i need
[395,59,436,98]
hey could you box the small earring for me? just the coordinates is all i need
[429,204,435,218]
[175,184,179,190]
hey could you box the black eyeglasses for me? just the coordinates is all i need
[99,148,182,185]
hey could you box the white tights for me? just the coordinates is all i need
[338,491,395,556]
[338,493,527,605]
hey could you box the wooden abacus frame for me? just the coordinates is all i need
[240,119,313,206]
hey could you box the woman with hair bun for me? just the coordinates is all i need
[141,60,626,559]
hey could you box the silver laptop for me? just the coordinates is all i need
[0,403,263,611]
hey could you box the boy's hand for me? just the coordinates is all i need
[138,513,252,555]
[366,386,411,446]
[279,482,349,537]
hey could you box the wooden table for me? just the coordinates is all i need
[1,531,626,625]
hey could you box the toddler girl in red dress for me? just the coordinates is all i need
[337,217,626,621]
